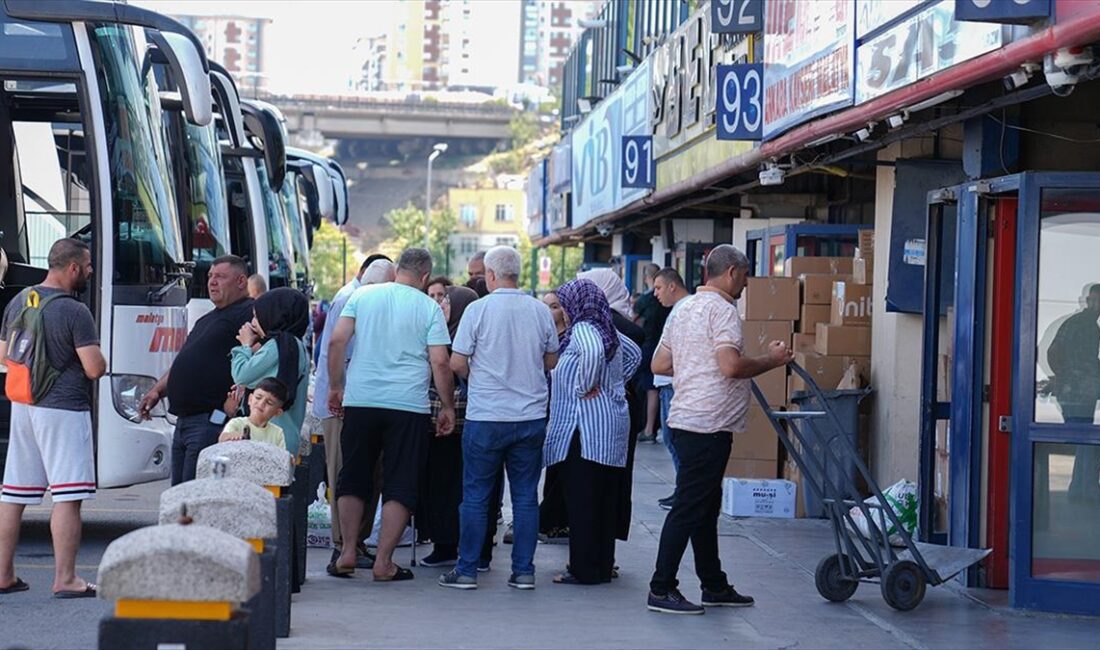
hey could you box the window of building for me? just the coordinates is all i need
[460,204,477,227]
[495,204,515,222]
[459,237,477,255]
[495,237,516,247]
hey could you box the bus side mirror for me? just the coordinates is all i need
[147,31,212,127]
[308,164,336,224]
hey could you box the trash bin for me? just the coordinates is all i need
[789,388,871,518]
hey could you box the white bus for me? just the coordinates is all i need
[0,1,216,487]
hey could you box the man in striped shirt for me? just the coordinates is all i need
[647,245,793,615]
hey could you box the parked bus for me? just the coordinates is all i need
[0,1,214,487]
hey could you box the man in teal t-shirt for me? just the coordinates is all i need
[325,248,455,582]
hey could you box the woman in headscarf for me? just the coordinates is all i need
[578,268,645,542]
[419,285,483,567]
[538,291,570,543]
[231,287,311,454]
[544,279,641,585]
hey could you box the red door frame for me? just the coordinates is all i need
[986,197,1017,589]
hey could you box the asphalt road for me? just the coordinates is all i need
[0,480,165,650]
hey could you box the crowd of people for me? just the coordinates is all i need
[0,237,794,615]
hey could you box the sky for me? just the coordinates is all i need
[135,1,524,95]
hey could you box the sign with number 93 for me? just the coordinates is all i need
[716,63,763,141]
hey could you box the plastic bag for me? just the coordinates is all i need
[364,504,416,548]
[848,479,918,547]
[307,482,333,548]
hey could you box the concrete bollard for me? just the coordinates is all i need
[159,478,278,650]
[292,457,310,591]
[197,442,294,638]
[97,523,259,649]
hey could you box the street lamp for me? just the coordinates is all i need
[425,142,448,248]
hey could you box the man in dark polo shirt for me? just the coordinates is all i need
[139,255,254,484]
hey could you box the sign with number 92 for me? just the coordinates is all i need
[716,63,763,141]
[620,135,654,189]
[712,0,763,34]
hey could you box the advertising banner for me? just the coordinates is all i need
[763,0,856,140]
[571,58,652,227]
[549,140,571,195]
[856,0,1003,104]
[857,0,926,38]
[525,159,545,239]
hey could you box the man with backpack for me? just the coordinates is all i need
[0,238,105,599]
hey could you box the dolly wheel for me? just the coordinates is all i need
[880,560,926,611]
[815,554,858,602]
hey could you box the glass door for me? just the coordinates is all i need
[1013,173,1100,615]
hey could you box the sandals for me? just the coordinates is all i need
[373,566,414,582]
[54,583,96,599]
[553,571,583,585]
[0,577,29,594]
[326,562,354,578]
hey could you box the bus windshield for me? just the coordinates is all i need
[176,120,230,298]
[256,161,295,289]
[88,23,184,288]
[281,171,310,287]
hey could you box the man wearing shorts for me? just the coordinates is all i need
[0,239,106,598]
[326,248,455,581]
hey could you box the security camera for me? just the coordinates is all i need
[1044,47,1094,96]
[887,114,906,129]
[1003,62,1040,91]
[759,162,785,186]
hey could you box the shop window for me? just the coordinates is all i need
[1031,442,1100,583]
[1034,188,1100,425]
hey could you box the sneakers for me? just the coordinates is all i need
[658,495,675,511]
[419,549,457,567]
[438,569,477,590]
[701,586,755,608]
[508,573,536,590]
[637,432,657,443]
[502,523,514,545]
[477,557,492,573]
[647,589,704,615]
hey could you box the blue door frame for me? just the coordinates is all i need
[1011,172,1100,616]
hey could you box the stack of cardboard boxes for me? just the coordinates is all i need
[725,231,877,503]
[781,230,876,515]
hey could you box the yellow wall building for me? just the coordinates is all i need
[447,187,526,276]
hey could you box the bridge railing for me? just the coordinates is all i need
[258,92,517,118]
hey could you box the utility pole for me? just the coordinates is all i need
[425,143,448,249]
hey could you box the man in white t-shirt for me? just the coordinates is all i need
[647,245,792,615]
[651,267,690,510]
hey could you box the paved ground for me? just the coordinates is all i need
[2,444,1099,649]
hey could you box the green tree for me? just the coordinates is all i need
[381,203,457,275]
[515,234,585,293]
[509,112,540,149]
[310,221,361,301]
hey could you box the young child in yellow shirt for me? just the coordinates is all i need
[219,377,288,449]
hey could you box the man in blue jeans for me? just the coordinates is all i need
[439,246,559,590]
[652,267,690,509]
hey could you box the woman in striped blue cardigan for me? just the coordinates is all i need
[544,279,642,585]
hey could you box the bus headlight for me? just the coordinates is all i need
[111,374,164,422]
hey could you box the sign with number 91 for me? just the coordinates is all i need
[716,64,763,141]
[621,135,654,189]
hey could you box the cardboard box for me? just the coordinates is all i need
[743,277,800,321]
[815,323,872,356]
[802,273,851,305]
[721,477,797,518]
[798,304,832,334]
[741,320,793,357]
[857,229,875,258]
[783,461,807,518]
[784,256,853,278]
[792,333,817,355]
[791,352,850,392]
[731,404,779,460]
[754,365,787,407]
[852,257,872,285]
[831,281,873,326]
[724,457,778,479]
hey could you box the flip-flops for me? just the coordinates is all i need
[553,571,583,585]
[0,578,29,594]
[373,566,413,582]
[54,583,96,599]
[326,562,354,578]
